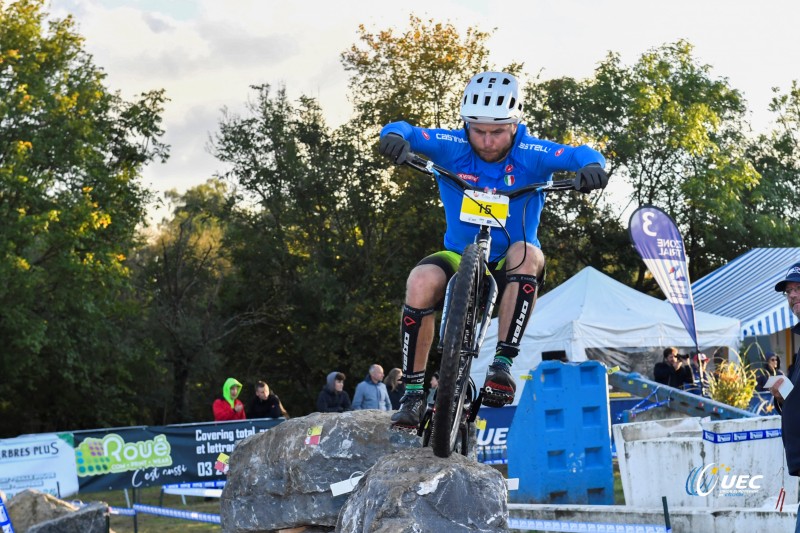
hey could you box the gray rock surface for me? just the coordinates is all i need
[6,489,78,532]
[336,447,508,532]
[5,489,110,533]
[27,502,108,533]
[220,410,420,532]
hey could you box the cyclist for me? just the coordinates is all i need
[378,71,609,429]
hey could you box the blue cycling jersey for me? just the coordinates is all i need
[380,121,606,261]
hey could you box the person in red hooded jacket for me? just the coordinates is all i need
[213,377,246,421]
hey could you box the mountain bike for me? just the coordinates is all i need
[401,151,575,458]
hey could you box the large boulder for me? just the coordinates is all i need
[337,447,508,532]
[5,489,110,533]
[6,489,78,532]
[220,410,420,532]
[27,502,108,533]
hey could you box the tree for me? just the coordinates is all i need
[578,41,759,286]
[743,81,800,248]
[132,180,247,423]
[342,15,506,131]
[0,0,168,436]
[211,85,401,414]
[523,75,640,288]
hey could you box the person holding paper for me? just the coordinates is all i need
[767,261,800,532]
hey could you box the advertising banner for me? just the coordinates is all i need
[629,205,698,348]
[73,418,283,493]
[0,433,79,499]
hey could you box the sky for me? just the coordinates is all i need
[47,0,800,221]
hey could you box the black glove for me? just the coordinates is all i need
[378,133,410,165]
[574,163,609,193]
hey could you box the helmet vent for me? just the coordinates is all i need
[502,78,511,85]
[497,96,505,107]
[509,97,516,109]
[483,95,491,106]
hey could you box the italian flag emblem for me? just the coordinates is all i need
[504,175,515,186]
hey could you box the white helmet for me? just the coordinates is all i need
[460,71,523,124]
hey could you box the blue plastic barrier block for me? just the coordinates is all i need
[507,360,614,504]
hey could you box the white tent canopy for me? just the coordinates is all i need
[470,266,741,404]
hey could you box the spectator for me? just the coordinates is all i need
[653,347,693,389]
[249,381,289,419]
[427,372,439,406]
[767,261,800,532]
[757,352,785,391]
[352,364,392,411]
[213,377,246,421]
[686,352,711,397]
[384,368,405,410]
[317,372,352,413]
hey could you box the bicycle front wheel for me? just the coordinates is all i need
[431,243,481,458]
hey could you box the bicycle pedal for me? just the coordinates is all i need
[390,423,419,434]
[481,389,513,408]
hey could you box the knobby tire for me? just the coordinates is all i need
[431,243,480,458]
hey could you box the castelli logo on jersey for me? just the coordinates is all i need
[505,164,513,173]
[555,148,564,157]
[504,175,515,186]
[421,130,430,140]
[458,173,479,183]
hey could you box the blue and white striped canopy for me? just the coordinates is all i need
[692,248,800,337]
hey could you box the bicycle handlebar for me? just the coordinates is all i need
[403,151,576,198]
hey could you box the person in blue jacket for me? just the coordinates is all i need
[352,364,392,411]
[378,71,609,429]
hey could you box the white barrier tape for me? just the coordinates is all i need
[161,487,222,498]
[132,503,221,524]
[162,480,227,489]
[108,506,136,517]
[508,517,670,532]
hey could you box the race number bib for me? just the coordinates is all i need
[460,191,509,227]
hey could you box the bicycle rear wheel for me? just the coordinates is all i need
[431,243,481,458]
